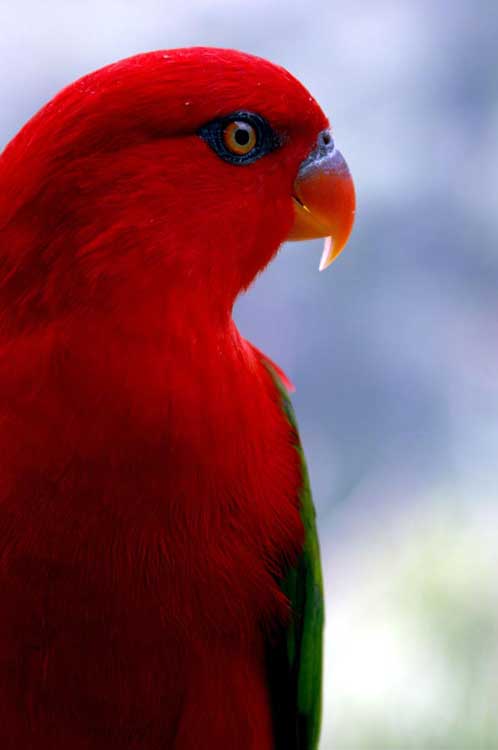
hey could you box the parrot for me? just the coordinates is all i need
[0,47,355,749]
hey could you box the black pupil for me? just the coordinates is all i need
[234,127,250,146]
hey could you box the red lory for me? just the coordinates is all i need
[0,48,355,749]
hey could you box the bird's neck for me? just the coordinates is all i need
[1,284,255,460]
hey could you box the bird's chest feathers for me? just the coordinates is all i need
[152,340,304,579]
[2,324,304,631]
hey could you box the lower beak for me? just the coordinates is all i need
[288,133,355,270]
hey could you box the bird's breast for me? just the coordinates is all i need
[0,332,304,636]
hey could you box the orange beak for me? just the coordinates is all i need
[288,131,355,270]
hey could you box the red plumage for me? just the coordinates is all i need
[0,48,327,748]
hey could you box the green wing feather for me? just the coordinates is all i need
[264,363,324,750]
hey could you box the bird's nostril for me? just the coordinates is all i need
[316,130,334,154]
[318,130,334,152]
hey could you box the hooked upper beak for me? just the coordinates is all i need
[288,130,355,270]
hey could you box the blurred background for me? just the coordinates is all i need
[1,0,497,746]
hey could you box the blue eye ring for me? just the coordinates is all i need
[198,111,281,165]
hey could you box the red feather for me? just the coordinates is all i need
[0,48,327,747]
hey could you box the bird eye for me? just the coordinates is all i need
[198,111,280,166]
[223,121,257,156]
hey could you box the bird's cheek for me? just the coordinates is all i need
[288,131,355,270]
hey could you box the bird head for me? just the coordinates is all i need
[0,48,355,326]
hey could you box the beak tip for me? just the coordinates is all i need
[318,236,334,272]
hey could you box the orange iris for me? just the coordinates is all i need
[223,121,257,156]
